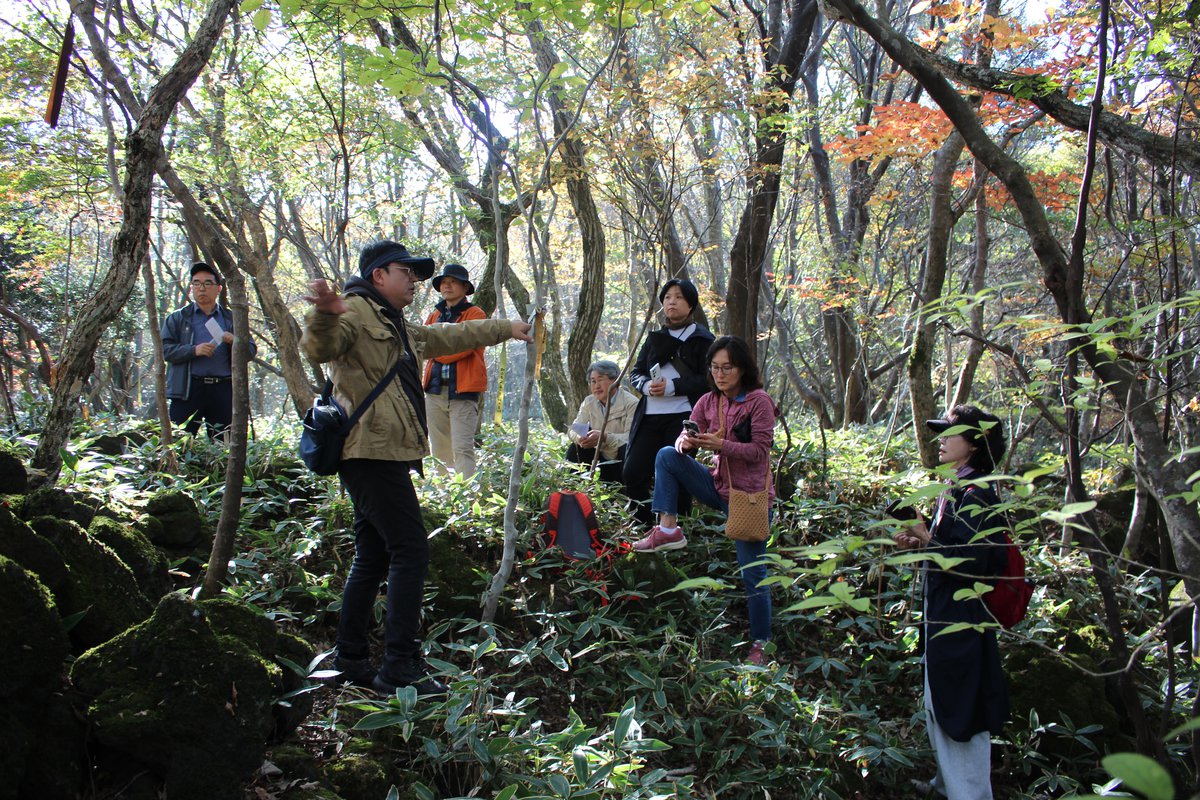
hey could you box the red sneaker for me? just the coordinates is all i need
[747,640,767,666]
[632,525,687,553]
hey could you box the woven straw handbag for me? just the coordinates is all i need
[718,396,772,542]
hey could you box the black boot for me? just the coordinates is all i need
[332,655,378,688]
[372,657,448,697]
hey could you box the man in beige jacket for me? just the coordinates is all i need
[302,240,531,696]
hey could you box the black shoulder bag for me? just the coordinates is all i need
[299,362,402,476]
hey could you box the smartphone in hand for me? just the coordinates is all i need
[682,419,700,436]
[885,499,919,521]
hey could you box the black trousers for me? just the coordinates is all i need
[566,443,626,484]
[336,459,428,680]
[169,378,232,438]
[623,411,692,525]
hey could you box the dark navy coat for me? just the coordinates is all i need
[923,471,1011,742]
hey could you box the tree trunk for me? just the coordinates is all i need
[726,0,818,345]
[949,164,990,409]
[139,251,176,470]
[32,0,237,482]
[201,261,251,597]
[909,131,965,467]
[525,17,606,416]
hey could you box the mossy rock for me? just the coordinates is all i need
[427,530,488,617]
[0,451,28,495]
[143,489,210,550]
[12,689,84,800]
[28,516,152,652]
[272,632,318,737]
[1005,644,1124,758]
[612,551,691,598]
[88,516,171,602]
[20,486,99,528]
[323,750,393,798]
[70,594,280,800]
[263,742,323,785]
[90,433,126,456]
[0,555,69,698]
[0,556,78,799]
[0,504,70,598]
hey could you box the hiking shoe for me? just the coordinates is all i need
[746,640,767,666]
[332,656,377,687]
[632,525,687,553]
[372,661,449,697]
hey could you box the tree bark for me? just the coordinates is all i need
[32,0,237,482]
[909,130,965,467]
[726,0,818,345]
[525,17,607,415]
[201,260,251,597]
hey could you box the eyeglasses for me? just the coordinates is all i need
[709,364,739,375]
[387,265,420,281]
[191,280,218,288]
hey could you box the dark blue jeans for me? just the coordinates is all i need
[652,446,773,642]
[336,459,428,677]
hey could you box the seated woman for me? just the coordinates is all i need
[631,335,776,665]
[566,360,639,483]
[623,279,714,524]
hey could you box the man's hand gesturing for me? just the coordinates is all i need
[304,280,348,315]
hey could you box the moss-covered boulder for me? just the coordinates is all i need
[1005,642,1124,759]
[0,450,28,494]
[70,595,286,800]
[88,516,171,602]
[91,433,126,456]
[143,489,210,551]
[323,746,393,799]
[28,516,152,651]
[0,505,70,598]
[427,530,488,617]
[0,555,69,705]
[0,555,81,799]
[19,486,100,528]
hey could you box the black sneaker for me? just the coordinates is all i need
[372,663,449,697]
[332,656,377,687]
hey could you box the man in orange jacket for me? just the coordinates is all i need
[423,263,488,477]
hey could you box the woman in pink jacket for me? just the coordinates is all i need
[631,335,776,664]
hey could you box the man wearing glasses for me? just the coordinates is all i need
[302,240,533,696]
[160,262,257,437]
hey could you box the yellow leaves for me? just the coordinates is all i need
[980,14,1035,49]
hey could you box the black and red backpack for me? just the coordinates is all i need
[543,490,605,561]
[965,486,1034,629]
[538,490,630,604]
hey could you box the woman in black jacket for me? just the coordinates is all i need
[895,405,1010,800]
[622,279,714,525]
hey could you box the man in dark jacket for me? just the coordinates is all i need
[160,263,257,438]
